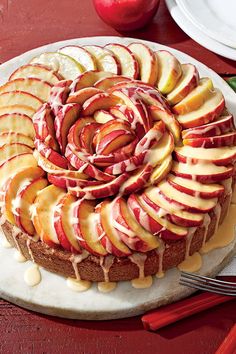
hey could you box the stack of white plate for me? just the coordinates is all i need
[165,0,236,60]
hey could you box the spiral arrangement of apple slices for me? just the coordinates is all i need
[0,42,235,275]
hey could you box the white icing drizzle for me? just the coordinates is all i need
[201,213,211,247]
[2,238,12,249]
[156,239,165,278]
[69,251,89,280]
[185,227,197,259]
[99,255,114,282]
[14,250,26,263]
[11,226,22,253]
[97,281,117,293]
[66,277,91,292]
[214,203,222,234]
[24,265,41,287]
[26,238,35,262]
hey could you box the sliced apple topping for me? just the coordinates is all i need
[0,104,35,118]
[9,64,62,85]
[70,71,114,93]
[0,143,33,165]
[105,43,139,79]
[3,166,45,225]
[96,200,131,257]
[175,145,236,165]
[14,177,48,235]
[0,132,34,148]
[67,87,103,105]
[156,50,182,94]
[172,160,234,183]
[81,92,121,116]
[127,193,188,241]
[168,174,224,199]
[72,199,107,256]
[0,78,52,102]
[84,45,120,74]
[58,45,97,71]
[94,76,131,91]
[167,63,199,105]
[0,91,43,111]
[112,196,159,252]
[32,185,66,246]
[150,155,172,185]
[54,193,82,253]
[157,180,217,213]
[128,43,158,85]
[173,77,214,115]
[182,115,235,139]
[0,114,35,139]
[141,189,204,227]
[177,89,225,129]
[183,131,236,148]
[119,164,153,195]
[30,52,84,79]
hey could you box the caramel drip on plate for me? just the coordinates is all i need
[129,252,153,289]
[178,252,202,272]
[185,227,197,259]
[98,255,116,293]
[14,250,26,263]
[24,264,41,287]
[66,277,91,292]
[69,251,89,280]
[156,239,165,278]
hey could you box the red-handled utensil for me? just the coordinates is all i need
[215,323,236,354]
[142,292,233,331]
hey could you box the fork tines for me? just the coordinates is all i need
[179,271,236,296]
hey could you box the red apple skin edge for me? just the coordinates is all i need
[93,0,160,31]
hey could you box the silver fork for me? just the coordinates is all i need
[179,271,236,296]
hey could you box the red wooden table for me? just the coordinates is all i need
[0,1,236,353]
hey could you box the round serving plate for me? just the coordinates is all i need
[0,36,236,320]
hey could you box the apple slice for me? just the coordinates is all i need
[34,149,88,180]
[80,122,101,154]
[134,121,165,155]
[0,143,33,165]
[70,71,114,93]
[155,50,182,94]
[112,196,159,252]
[34,139,68,168]
[182,115,235,139]
[128,43,158,85]
[105,43,139,79]
[94,76,131,91]
[0,113,35,139]
[72,199,107,256]
[67,87,103,105]
[95,200,131,257]
[81,92,121,116]
[32,103,59,151]
[174,145,236,166]
[0,78,52,102]
[0,153,38,189]
[183,131,236,148]
[144,131,174,166]
[94,110,116,123]
[177,89,225,128]
[172,160,234,183]
[172,77,214,115]
[54,193,82,253]
[150,154,172,185]
[9,64,62,85]
[128,193,188,240]
[14,177,48,235]
[68,173,129,199]
[111,88,152,133]
[119,164,153,195]
[54,103,80,153]
[149,105,181,143]
[0,104,35,119]
[141,189,204,228]
[67,116,94,149]
[166,64,199,105]
[157,180,217,213]
[58,45,97,71]
[0,132,34,148]
[30,52,84,79]
[32,185,66,246]
[0,91,43,111]
[4,166,45,225]
[84,45,120,74]
[168,174,224,199]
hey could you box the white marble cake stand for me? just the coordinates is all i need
[0,37,236,320]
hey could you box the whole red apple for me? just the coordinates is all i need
[93,0,160,31]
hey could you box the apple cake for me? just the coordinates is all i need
[0,42,235,284]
